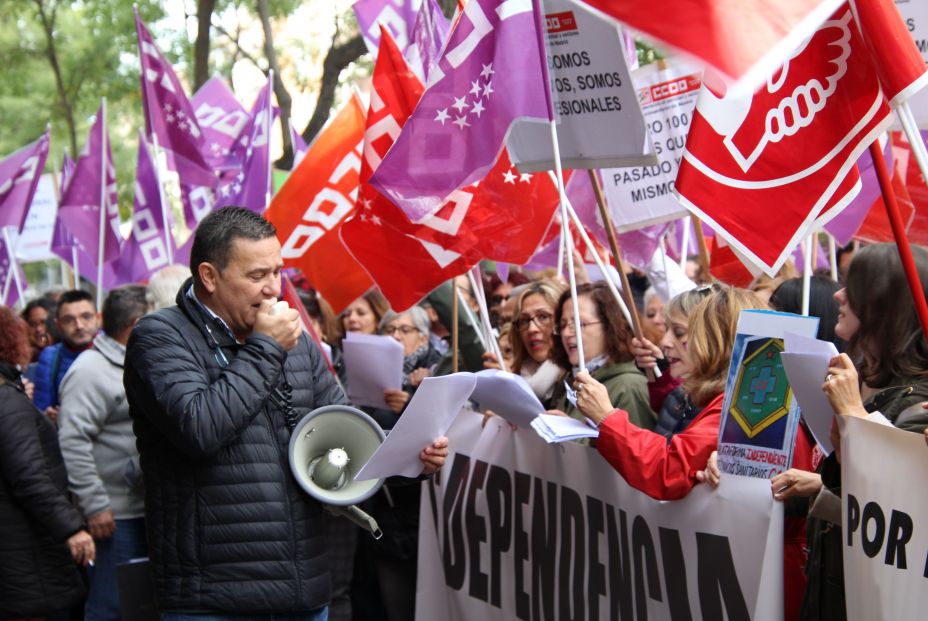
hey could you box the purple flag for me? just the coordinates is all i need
[369,0,550,221]
[821,140,894,246]
[355,0,421,55]
[135,9,215,191]
[215,78,275,214]
[52,104,123,287]
[60,150,76,195]
[0,128,50,230]
[406,0,451,82]
[112,136,174,285]
[191,76,250,173]
[289,119,308,169]
[0,233,28,307]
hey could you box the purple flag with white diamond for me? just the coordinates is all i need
[406,0,451,82]
[60,151,76,195]
[215,78,274,214]
[135,9,215,190]
[52,104,123,287]
[0,233,28,307]
[355,0,421,56]
[370,0,551,222]
[112,136,174,285]
[0,128,50,231]
[191,76,250,173]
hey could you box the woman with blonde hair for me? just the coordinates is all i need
[572,286,767,500]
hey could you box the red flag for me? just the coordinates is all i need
[852,0,928,105]
[854,158,916,244]
[674,4,892,275]
[265,94,370,313]
[581,0,843,87]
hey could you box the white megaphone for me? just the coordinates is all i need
[288,405,386,538]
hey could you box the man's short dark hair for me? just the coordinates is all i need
[190,207,277,286]
[102,285,149,338]
[56,289,95,317]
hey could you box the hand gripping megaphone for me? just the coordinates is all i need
[288,405,386,538]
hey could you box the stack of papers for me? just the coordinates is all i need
[471,369,544,428]
[531,414,599,443]
[780,332,840,453]
[342,333,404,409]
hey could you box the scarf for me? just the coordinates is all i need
[521,359,563,402]
[403,344,438,387]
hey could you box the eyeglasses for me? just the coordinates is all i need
[59,312,96,328]
[554,320,602,335]
[382,325,420,337]
[514,311,553,332]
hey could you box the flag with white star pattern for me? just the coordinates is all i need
[369,0,550,222]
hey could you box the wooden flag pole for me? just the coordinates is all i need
[451,278,460,373]
[691,215,711,281]
[587,170,659,380]
[868,140,928,337]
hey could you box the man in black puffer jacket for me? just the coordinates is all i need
[124,207,448,619]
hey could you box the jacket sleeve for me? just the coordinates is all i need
[32,346,56,412]
[595,400,721,500]
[0,394,84,541]
[608,374,657,431]
[57,353,113,517]
[646,370,681,414]
[125,315,287,460]
[305,333,349,409]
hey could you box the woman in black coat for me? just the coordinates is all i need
[0,306,93,619]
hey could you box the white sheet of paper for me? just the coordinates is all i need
[354,373,477,480]
[530,414,600,443]
[784,331,839,357]
[342,333,404,409]
[780,351,837,453]
[470,369,545,428]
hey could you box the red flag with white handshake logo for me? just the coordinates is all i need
[674,4,893,275]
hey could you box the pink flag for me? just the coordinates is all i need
[0,234,28,307]
[191,76,250,173]
[60,151,76,195]
[135,9,215,190]
[289,119,308,168]
[354,0,421,55]
[0,128,50,230]
[369,0,550,221]
[52,104,123,287]
[112,136,174,285]
[406,0,451,81]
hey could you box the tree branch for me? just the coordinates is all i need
[300,33,367,145]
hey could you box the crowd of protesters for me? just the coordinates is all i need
[1,208,926,621]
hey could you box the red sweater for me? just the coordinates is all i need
[596,393,724,500]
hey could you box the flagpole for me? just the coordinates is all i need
[451,278,460,373]
[691,215,711,282]
[827,232,839,281]
[896,101,928,196]
[679,218,691,269]
[2,227,25,307]
[587,169,660,380]
[149,134,174,265]
[467,266,506,371]
[868,140,928,337]
[531,0,585,373]
[555,221,565,277]
[265,69,274,210]
[72,246,80,289]
[801,234,812,316]
[97,97,108,309]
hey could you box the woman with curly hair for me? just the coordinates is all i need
[0,306,94,619]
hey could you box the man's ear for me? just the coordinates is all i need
[198,262,220,294]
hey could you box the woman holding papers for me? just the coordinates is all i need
[548,282,655,430]
[377,307,442,418]
[571,286,766,500]
[501,280,566,405]
[796,243,928,621]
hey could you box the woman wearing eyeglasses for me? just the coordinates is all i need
[501,280,566,405]
[548,282,655,430]
[377,307,442,419]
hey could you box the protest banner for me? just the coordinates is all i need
[417,413,784,621]
[717,310,819,479]
[506,0,655,171]
[841,415,928,621]
[896,0,928,126]
[598,58,700,231]
[15,174,58,262]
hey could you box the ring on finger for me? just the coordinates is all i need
[825,373,834,382]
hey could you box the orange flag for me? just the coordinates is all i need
[265,94,370,313]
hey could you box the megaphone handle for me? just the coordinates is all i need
[325,504,383,540]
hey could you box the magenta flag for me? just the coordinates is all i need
[354,0,421,55]
[0,128,50,230]
[406,0,451,82]
[112,136,174,285]
[60,151,76,195]
[369,0,550,221]
[0,234,28,307]
[191,76,249,173]
[215,78,274,214]
[135,9,215,190]
[289,120,308,169]
[52,104,123,286]
[821,140,894,245]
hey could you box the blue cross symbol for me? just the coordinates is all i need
[749,366,777,405]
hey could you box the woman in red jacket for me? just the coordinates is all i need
[572,286,767,500]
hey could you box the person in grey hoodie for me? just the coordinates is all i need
[58,284,150,621]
